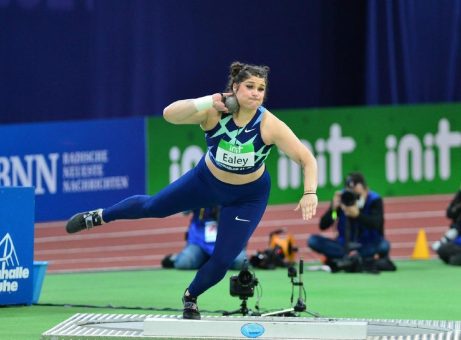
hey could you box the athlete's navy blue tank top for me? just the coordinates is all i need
[205,106,274,174]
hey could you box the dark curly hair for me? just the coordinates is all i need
[225,61,270,96]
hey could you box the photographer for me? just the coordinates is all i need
[162,206,246,270]
[433,188,461,266]
[307,172,394,272]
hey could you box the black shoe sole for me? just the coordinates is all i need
[183,311,201,320]
[66,213,86,234]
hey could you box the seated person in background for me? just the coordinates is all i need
[307,172,395,272]
[433,188,461,266]
[162,206,246,270]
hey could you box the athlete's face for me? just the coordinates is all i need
[233,76,266,111]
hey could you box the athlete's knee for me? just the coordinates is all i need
[128,195,151,209]
[140,196,170,218]
[206,255,233,277]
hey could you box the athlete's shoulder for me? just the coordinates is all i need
[260,109,284,145]
[258,105,270,115]
[259,106,274,119]
[261,108,284,130]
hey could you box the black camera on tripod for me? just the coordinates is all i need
[229,262,258,298]
[340,189,360,206]
[287,265,297,278]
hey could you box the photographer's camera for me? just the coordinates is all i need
[340,190,360,206]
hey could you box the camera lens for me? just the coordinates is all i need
[238,270,253,286]
[340,190,359,206]
[287,266,297,278]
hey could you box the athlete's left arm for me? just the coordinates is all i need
[262,112,318,220]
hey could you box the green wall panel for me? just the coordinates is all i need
[147,103,461,203]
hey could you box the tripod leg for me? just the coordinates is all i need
[223,309,243,316]
[240,300,249,316]
[222,299,250,316]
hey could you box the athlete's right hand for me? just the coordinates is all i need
[212,93,233,112]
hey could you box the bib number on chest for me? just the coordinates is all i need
[216,140,255,169]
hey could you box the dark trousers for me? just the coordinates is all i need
[103,157,271,297]
[307,234,390,259]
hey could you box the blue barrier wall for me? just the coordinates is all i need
[0,187,34,305]
[0,118,146,222]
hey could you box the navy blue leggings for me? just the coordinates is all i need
[103,157,271,297]
[307,234,390,259]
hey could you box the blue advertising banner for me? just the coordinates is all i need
[0,187,34,305]
[0,118,146,222]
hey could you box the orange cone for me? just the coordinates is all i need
[411,229,430,259]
